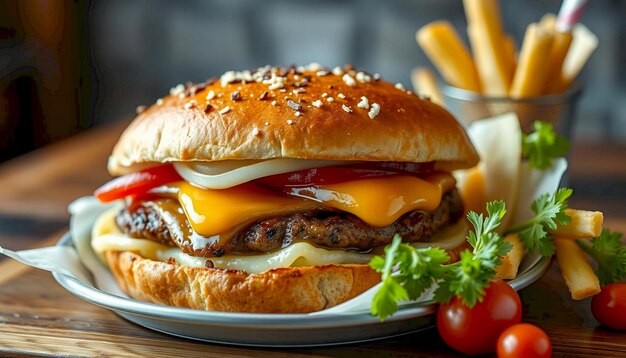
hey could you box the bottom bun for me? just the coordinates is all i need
[106,250,382,313]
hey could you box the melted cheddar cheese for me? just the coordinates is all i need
[175,173,455,237]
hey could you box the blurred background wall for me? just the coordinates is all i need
[1,0,624,162]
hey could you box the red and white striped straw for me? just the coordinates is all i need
[556,0,589,33]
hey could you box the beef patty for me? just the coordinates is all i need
[116,189,463,258]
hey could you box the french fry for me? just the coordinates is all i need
[509,23,554,98]
[502,34,517,74]
[457,166,486,215]
[543,31,573,94]
[551,209,604,238]
[555,238,601,300]
[463,0,513,96]
[411,67,444,106]
[416,21,481,92]
[496,234,524,280]
[539,13,556,31]
[548,23,598,93]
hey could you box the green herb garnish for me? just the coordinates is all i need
[577,230,626,285]
[434,201,512,307]
[370,235,449,320]
[504,188,573,256]
[522,120,570,170]
[370,201,511,319]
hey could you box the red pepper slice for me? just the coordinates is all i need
[94,164,182,203]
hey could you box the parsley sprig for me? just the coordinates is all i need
[370,188,576,320]
[370,201,511,319]
[503,188,573,256]
[522,120,570,170]
[576,230,626,285]
[434,201,512,306]
[370,236,449,319]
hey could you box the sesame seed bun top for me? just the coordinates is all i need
[108,64,479,175]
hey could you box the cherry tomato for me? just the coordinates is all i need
[591,282,626,330]
[437,280,522,355]
[256,161,434,188]
[94,164,182,203]
[497,323,552,358]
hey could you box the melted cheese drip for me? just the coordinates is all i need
[176,173,455,237]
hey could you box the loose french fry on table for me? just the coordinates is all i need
[547,23,598,93]
[509,23,555,98]
[416,21,481,92]
[463,0,513,96]
[496,234,524,280]
[555,238,601,300]
[411,67,444,106]
[550,209,603,238]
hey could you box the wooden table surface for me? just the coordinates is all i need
[0,120,625,357]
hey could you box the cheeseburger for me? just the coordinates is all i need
[91,64,479,313]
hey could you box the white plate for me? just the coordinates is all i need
[52,232,550,347]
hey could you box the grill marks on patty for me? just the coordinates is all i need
[116,189,463,258]
[234,190,463,252]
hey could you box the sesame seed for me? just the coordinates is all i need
[373,73,381,80]
[269,82,285,90]
[368,103,380,119]
[219,106,231,115]
[295,111,302,117]
[326,97,334,102]
[231,91,241,101]
[271,100,277,106]
[342,74,356,87]
[312,100,323,108]
[156,98,164,105]
[342,104,352,113]
[184,101,196,110]
[170,84,185,96]
[279,88,287,92]
[316,70,329,76]
[406,90,413,95]
[395,83,405,90]
[287,119,294,125]
[217,93,223,98]
[258,91,269,100]
[178,93,186,99]
[332,66,344,76]
[337,93,346,99]
[220,71,237,87]
[264,121,269,125]
[136,105,147,114]
[307,62,323,72]
[356,72,372,83]
[287,100,302,111]
[251,127,261,136]
[321,93,328,98]
[357,96,369,109]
